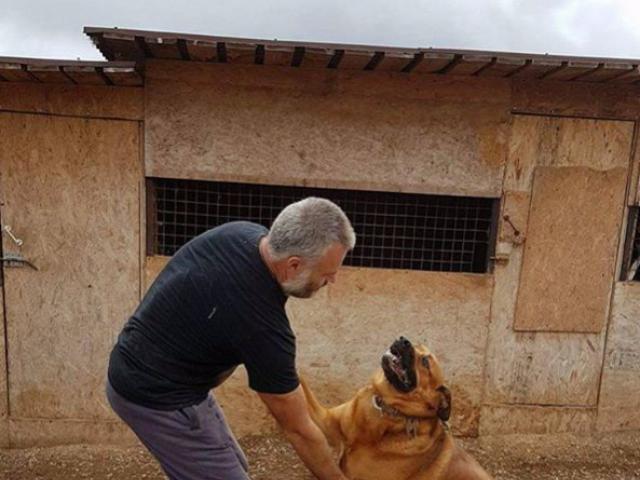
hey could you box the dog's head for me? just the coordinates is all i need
[374,336,451,421]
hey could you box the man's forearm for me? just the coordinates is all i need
[283,424,347,480]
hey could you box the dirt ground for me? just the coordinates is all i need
[2,430,640,480]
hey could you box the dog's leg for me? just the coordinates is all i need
[299,376,346,450]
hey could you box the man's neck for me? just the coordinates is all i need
[259,237,284,284]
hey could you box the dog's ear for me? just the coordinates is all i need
[436,386,451,422]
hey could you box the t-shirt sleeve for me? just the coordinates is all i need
[239,327,299,394]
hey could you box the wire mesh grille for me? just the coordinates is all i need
[149,178,497,273]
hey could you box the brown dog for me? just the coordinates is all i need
[301,337,493,480]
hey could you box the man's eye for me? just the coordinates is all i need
[421,356,430,369]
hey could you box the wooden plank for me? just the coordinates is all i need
[478,57,527,77]
[509,58,564,79]
[513,166,628,333]
[543,60,600,81]
[407,53,455,74]
[576,63,634,83]
[26,66,73,84]
[144,61,510,198]
[103,67,143,87]
[141,36,181,60]
[337,50,376,70]
[297,47,333,69]
[0,82,144,120]
[371,52,415,72]
[504,116,634,191]
[0,112,140,420]
[446,55,495,76]
[608,65,640,84]
[185,40,218,62]
[0,252,7,445]
[598,282,640,431]
[63,66,107,85]
[225,41,258,64]
[0,63,33,82]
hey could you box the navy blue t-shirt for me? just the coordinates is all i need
[108,221,299,410]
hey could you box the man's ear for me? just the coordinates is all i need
[436,385,451,422]
[285,256,303,276]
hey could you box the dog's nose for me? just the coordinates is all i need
[399,336,411,347]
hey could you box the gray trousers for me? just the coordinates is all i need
[106,380,250,480]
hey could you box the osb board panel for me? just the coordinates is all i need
[0,112,141,420]
[8,419,136,448]
[504,115,634,192]
[484,247,605,406]
[498,190,530,244]
[0,283,6,420]
[0,82,143,120]
[145,257,493,437]
[514,167,627,333]
[479,405,596,435]
[512,79,640,120]
[145,60,510,198]
[598,282,640,432]
[0,418,7,448]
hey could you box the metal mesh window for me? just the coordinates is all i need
[622,207,640,281]
[148,178,498,273]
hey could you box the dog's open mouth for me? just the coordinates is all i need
[381,336,417,393]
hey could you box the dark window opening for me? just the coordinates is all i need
[147,178,498,273]
[621,207,640,281]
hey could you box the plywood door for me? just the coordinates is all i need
[0,112,140,420]
[483,115,634,408]
[514,166,628,332]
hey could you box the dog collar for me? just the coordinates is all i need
[372,395,422,437]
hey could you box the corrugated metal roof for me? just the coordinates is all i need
[84,26,640,84]
[0,56,143,86]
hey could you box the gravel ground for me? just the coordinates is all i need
[2,430,640,479]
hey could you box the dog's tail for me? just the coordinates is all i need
[299,376,345,449]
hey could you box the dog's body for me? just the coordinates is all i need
[302,338,492,480]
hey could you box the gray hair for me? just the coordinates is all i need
[267,197,356,261]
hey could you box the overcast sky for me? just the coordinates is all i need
[1,0,639,61]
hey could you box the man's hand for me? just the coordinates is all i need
[259,385,348,480]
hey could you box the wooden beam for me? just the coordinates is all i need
[59,67,78,84]
[327,49,344,69]
[134,36,154,58]
[473,57,497,76]
[364,51,385,71]
[607,65,639,83]
[177,39,190,60]
[255,45,265,65]
[538,61,568,79]
[291,46,305,67]
[505,59,532,77]
[95,67,114,86]
[402,52,423,73]
[568,63,604,81]
[436,54,462,74]
[217,42,227,63]
[21,64,41,82]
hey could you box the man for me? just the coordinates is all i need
[106,197,355,480]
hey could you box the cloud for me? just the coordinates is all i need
[0,0,638,60]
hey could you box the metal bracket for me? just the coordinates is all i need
[2,225,24,247]
[1,252,38,270]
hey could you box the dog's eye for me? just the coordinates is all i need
[421,356,430,369]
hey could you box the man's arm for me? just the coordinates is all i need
[258,385,348,480]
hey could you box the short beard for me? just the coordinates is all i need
[282,267,316,298]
